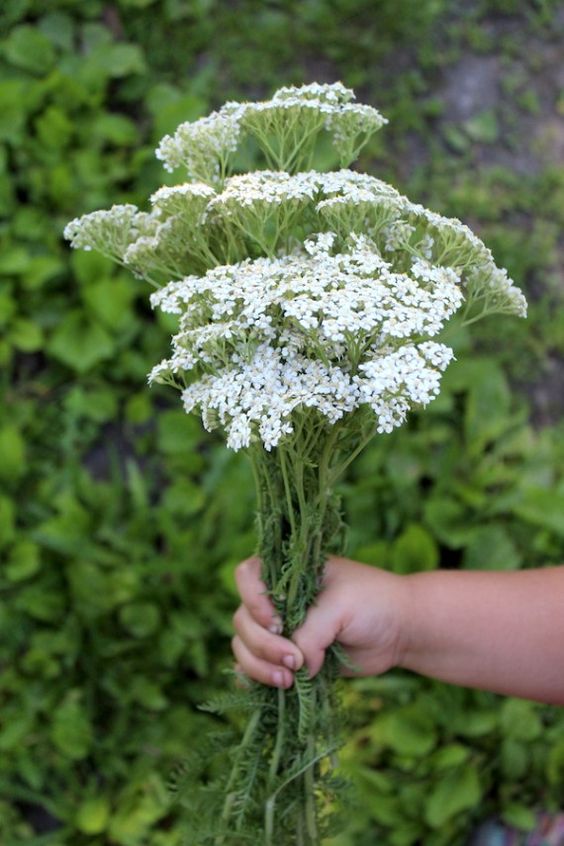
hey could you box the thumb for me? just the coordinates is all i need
[291,597,344,678]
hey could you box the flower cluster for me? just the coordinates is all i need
[355,342,455,433]
[206,170,318,212]
[64,82,527,452]
[148,232,464,448]
[63,204,156,263]
[155,83,387,182]
[64,164,527,320]
[182,343,360,451]
[150,182,216,216]
[177,336,455,451]
[149,231,464,347]
[155,110,243,182]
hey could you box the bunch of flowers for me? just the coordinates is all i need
[65,82,526,845]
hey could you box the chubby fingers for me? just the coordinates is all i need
[292,559,348,678]
[232,635,293,688]
[232,604,304,687]
[292,602,344,679]
[235,557,282,633]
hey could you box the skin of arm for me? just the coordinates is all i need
[402,566,564,705]
[231,556,564,706]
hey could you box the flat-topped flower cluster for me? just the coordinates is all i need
[154,82,388,181]
[64,83,527,453]
[148,232,462,448]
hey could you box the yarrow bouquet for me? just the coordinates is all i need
[65,83,527,845]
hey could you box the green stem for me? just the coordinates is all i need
[279,445,297,537]
[461,306,497,327]
[267,745,339,803]
[216,707,262,846]
[328,424,378,485]
[304,733,318,842]
[265,687,286,845]
[281,119,324,172]
[268,687,286,788]
[297,811,305,846]
[317,423,341,513]
[233,431,347,844]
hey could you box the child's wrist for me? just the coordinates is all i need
[396,572,426,671]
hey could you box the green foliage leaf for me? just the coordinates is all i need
[50,692,93,759]
[65,385,118,423]
[6,540,41,582]
[0,495,16,548]
[47,311,115,372]
[0,289,16,328]
[119,602,161,638]
[36,495,91,553]
[157,410,202,453]
[9,317,44,352]
[513,487,564,536]
[129,675,168,710]
[67,561,115,619]
[24,256,65,290]
[71,250,114,285]
[373,703,438,757]
[162,479,206,516]
[424,765,481,828]
[501,803,537,831]
[75,796,111,834]
[353,539,390,568]
[463,525,522,570]
[500,699,542,742]
[0,713,35,752]
[15,585,65,622]
[82,276,136,331]
[450,708,498,738]
[501,738,529,779]
[423,497,474,548]
[0,81,28,143]
[428,743,470,771]
[464,363,510,450]
[0,425,26,482]
[38,11,75,52]
[146,84,207,139]
[91,113,139,146]
[443,124,470,153]
[35,106,74,150]
[546,738,564,785]
[3,25,57,74]
[107,783,165,843]
[391,523,438,574]
[87,42,147,78]
[365,793,404,826]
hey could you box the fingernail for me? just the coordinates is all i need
[282,654,295,670]
[269,618,283,635]
[272,670,284,687]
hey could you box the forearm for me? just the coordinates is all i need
[400,566,564,705]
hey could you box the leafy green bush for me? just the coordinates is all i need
[1,1,563,843]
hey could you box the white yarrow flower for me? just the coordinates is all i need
[64,82,527,452]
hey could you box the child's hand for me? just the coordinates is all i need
[231,555,410,689]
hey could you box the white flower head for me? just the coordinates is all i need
[155,109,243,182]
[64,205,157,261]
[65,83,527,453]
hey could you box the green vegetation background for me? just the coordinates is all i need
[1,1,563,844]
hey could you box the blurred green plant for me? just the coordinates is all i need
[1,0,563,844]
